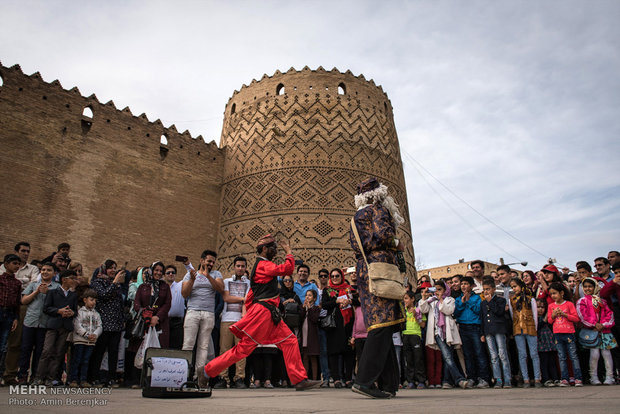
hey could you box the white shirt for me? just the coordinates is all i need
[168,281,186,318]
[221,275,250,323]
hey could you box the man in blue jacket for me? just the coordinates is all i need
[454,276,490,389]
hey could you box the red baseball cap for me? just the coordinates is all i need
[541,264,559,274]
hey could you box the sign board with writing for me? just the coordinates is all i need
[150,357,188,388]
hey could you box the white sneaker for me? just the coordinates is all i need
[603,377,615,385]
[591,377,602,385]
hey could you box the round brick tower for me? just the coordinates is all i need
[218,66,416,279]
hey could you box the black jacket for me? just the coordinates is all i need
[480,295,509,336]
[44,287,78,330]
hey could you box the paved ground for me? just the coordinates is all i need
[3,385,620,414]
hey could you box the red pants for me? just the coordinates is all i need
[205,333,307,385]
[425,346,442,385]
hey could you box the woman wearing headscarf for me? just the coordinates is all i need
[349,177,405,398]
[279,274,302,332]
[88,259,126,387]
[321,268,355,388]
[521,270,537,291]
[133,262,172,347]
[125,262,171,388]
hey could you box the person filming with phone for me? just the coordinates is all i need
[180,250,224,386]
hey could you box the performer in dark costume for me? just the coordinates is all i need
[203,235,321,391]
[350,177,406,399]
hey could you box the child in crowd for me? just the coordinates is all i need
[0,254,23,380]
[419,285,441,388]
[18,262,60,383]
[454,276,490,388]
[536,298,559,386]
[419,280,466,389]
[299,290,321,381]
[392,331,403,385]
[547,282,582,386]
[33,269,78,386]
[567,274,577,297]
[402,291,426,389]
[508,278,542,387]
[481,277,511,388]
[351,291,367,375]
[576,277,617,385]
[68,289,102,387]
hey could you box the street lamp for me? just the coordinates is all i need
[499,258,528,267]
[506,261,528,267]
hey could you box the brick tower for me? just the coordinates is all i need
[217,66,416,279]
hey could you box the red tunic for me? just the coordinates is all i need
[230,254,295,344]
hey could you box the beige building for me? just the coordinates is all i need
[419,260,522,281]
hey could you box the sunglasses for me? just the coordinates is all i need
[165,271,176,275]
[318,275,328,278]
[283,279,293,283]
[331,274,341,278]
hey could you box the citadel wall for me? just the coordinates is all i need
[0,62,416,281]
[0,63,224,272]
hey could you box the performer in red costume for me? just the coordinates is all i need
[203,235,322,391]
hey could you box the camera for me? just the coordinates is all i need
[428,287,436,293]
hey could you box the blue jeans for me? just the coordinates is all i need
[514,334,541,381]
[0,308,16,377]
[435,335,464,385]
[459,324,490,382]
[554,333,582,381]
[485,333,511,384]
[18,326,46,380]
[318,328,330,381]
[69,344,94,382]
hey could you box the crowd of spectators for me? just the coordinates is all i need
[1,241,619,392]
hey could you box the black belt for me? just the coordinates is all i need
[253,300,282,325]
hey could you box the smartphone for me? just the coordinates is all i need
[428,287,436,293]
[175,255,188,263]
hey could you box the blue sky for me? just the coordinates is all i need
[1,0,618,271]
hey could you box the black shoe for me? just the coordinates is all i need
[351,384,391,399]
[295,379,322,391]
[198,367,210,389]
[213,378,227,389]
[233,379,247,389]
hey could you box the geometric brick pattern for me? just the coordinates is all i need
[217,67,416,278]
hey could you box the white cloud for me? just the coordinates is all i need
[1,0,618,270]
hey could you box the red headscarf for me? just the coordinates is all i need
[328,269,353,325]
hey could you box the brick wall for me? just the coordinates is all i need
[0,63,223,275]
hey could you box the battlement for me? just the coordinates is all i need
[0,61,224,271]
[224,66,393,119]
[0,61,220,155]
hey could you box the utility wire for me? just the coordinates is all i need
[409,159,522,262]
[401,147,564,266]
